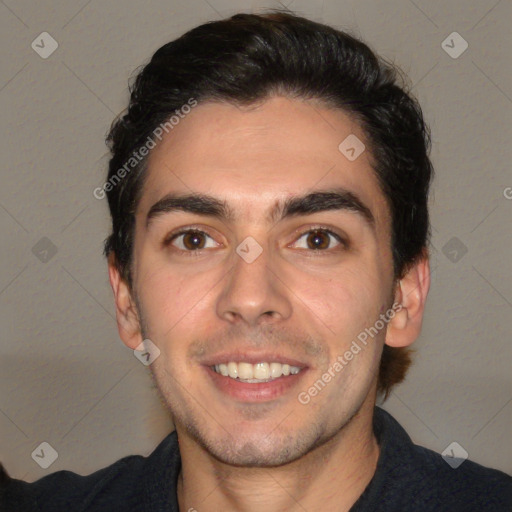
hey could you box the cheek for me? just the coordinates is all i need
[290,262,384,341]
[138,268,213,390]
[136,260,218,344]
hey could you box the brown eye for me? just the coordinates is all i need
[182,231,206,250]
[292,229,344,251]
[168,230,218,251]
[306,230,330,249]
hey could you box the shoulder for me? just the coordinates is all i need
[0,431,180,512]
[1,454,147,511]
[405,440,512,510]
[367,407,512,512]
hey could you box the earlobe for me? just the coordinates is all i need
[108,254,143,350]
[385,251,431,348]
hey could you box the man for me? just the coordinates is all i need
[1,10,511,512]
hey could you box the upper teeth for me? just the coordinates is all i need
[213,362,302,381]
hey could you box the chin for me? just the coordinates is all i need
[184,418,333,468]
[208,439,310,468]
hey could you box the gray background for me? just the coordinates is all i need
[1,0,511,482]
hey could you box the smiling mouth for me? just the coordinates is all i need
[211,361,303,383]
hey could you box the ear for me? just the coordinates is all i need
[108,253,143,350]
[385,250,430,348]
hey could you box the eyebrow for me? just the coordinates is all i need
[145,187,375,229]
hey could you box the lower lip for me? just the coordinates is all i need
[205,366,308,402]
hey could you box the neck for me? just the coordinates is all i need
[176,398,379,512]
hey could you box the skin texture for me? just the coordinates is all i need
[109,96,430,511]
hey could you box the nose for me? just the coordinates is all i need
[216,238,293,327]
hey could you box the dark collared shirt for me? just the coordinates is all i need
[1,407,511,511]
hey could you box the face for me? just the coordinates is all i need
[124,96,398,466]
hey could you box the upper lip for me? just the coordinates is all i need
[201,352,308,368]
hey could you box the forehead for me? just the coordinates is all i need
[138,96,390,230]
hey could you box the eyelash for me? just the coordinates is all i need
[163,226,347,255]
